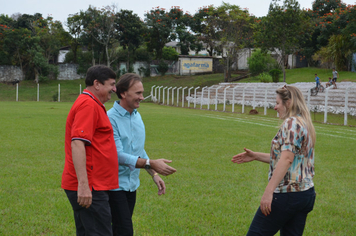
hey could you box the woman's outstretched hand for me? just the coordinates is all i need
[231,148,256,164]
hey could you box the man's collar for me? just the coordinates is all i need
[114,100,137,116]
[83,89,105,108]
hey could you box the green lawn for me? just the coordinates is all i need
[238,67,356,83]
[1,68,356,102]
[0,102,355,235]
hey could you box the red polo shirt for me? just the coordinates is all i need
[61,89,119,191]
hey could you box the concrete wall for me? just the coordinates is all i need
[118,61,150,76]
[0,65,23,82]
[58,64,83,80]
[288,54,308,69]
[237,48,252,70]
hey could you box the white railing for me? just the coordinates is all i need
[177,87,182,107]
[146,82,356,125]
[182,87,188,107]
[223,86,230,111]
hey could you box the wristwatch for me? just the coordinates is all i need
[145,159,151,169]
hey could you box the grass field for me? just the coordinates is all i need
[1,68,356,102]
[0,101,355,235]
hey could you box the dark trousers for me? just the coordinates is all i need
[109,190,137,236]
[247,187,316,236]
[65,189,113,236]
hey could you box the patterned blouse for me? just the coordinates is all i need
[269,116,315,193]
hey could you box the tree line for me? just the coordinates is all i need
[0,0,355,82]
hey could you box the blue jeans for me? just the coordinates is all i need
[247,187,316,236]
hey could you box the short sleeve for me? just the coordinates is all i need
[71,102,97,145]
[280,117,302,154]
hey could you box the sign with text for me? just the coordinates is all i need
[180,58,213,75]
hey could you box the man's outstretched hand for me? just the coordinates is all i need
[150,159,176,176]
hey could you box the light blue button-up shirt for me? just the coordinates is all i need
[107,101,149,192]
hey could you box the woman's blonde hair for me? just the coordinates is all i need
[276,85,316,147]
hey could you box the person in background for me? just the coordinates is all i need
[107,73,176,236]
[232,85,316,236]
[326,77,333,88]
[314,74,321,88]
[61,65,119,235]
[332,68,339,89]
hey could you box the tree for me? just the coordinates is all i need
[299,0,348,67]
[312,3,356,70]
[33,17,69,63]
[255,0,312,82]
[167,8,198,55]
[144,7,174,59]
[247,49,275,75]
[215,3,254,81]
[0,14,61,82]
[312,0,346,17]
[67,12,86,63]
[192,5,220,57]
[14,13,45,30]
[144,6,201,59]
[0,14,15,27]
[84,5,120,66]
[194,3,254,81]
[115,9,144,69]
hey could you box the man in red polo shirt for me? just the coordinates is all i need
[62,65,119,235]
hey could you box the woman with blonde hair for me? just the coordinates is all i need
[232,85,316,236]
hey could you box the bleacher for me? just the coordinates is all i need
[187,82,356,116]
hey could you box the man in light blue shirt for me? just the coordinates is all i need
[107,73,176,236]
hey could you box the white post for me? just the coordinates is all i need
[162,87,168,105]
[194,86,200,108]
[200,86,208,109]
[223,86,230,111]
[158,86,163,104]
[207,87,211,110]
[80,84,82,94]
[167,87,172,105]
[154,86,159,103]
[58,84,61,102]
[188,87,194,107]
[252,86,256,109]
[242,87,246,113]
[37,83,39,102]
[182,87,187,107]
[232,86,239,113]
[324,88,329,123]
[344,87,350,126]
[177,87,182,107]
[151,85,156,98]
[215,86,222,110]
[172,87,177,106]
[16,83,18,102]
[307,88,311,110]
[264,87,268,115]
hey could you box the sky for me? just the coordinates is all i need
[2,0,356,26]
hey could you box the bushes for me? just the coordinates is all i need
[269,69,282,82]
[247,49,277,75]
[247,49,282,83]
[162,47,179,61]
[138,66,151,77]
[258,72,272,83]
[157,60,169,76]
[64,50,92,75]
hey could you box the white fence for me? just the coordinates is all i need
[149,82,356,126]
[14,83,82,102]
